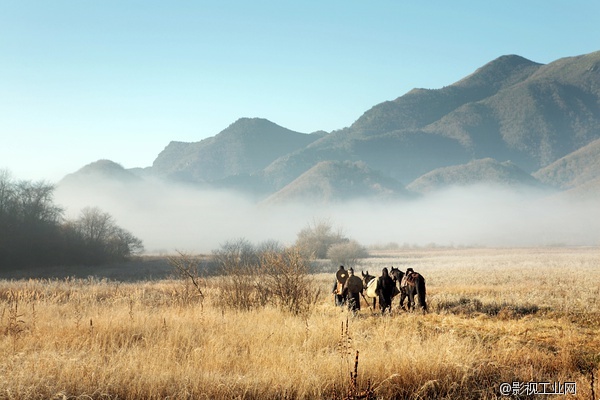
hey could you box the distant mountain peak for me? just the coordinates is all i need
[225,117,279,130]
[72,159,127,174]
[150,116,321,183]
[217,117,300,138]
[453,54,542,89]
[349,54,543,137]
[486,54,538,68]
[59,159,140,186]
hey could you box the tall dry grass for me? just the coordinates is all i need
[1,247,599,399]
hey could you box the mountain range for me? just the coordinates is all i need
[60,51,600,203]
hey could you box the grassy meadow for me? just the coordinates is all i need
[1,247,599,399]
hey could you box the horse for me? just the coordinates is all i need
[361,270,400,313]
[389,266,427,312]
[361,271,378,310]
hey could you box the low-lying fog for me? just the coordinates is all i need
[55,179,600,254]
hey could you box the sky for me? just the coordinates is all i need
[2,1,600,183]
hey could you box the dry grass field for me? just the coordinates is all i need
[1,247,599,399]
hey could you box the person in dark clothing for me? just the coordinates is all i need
[376,267,395,314]
[332,265,348,307]
[343,268,363,315]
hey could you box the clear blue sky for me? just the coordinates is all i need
[2,1,599,182]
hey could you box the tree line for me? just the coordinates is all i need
[0,171,143,269]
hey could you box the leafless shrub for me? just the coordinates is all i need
[260,247,321,316]
[212,239,263,311]
[212,239,320,315]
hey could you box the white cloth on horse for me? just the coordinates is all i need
[366,278,377,298]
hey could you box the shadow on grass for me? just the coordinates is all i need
[435,297,542,318]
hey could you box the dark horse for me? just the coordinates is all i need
[389,267,427,312]
[361,270,400,312]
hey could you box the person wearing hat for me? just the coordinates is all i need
[332,265,348,306]
[343,267,364,315]
[376,267,395,314]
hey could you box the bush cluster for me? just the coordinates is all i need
[294,219,368,268]
[211,239,320,315]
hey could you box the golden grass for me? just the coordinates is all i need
[1,247,599,399]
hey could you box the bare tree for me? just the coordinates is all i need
[74,207,143,263]
[0,175,64,267]
[15,180,62,224]
[326,240,369,269]
[76,207,113,244]
[0,170,15,216]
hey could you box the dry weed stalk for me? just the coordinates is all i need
[4,291,26,353]
[332,317,375,399]
[74,297,83,329]
[576,351,600,400]
[30,301,37,332]
[168,250,205,307]
[5,301,24,336]
[592,369,596,400]
[337,317,352,374]
[332,348,374,400]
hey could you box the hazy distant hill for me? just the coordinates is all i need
[262,160,411,205]
[406,158,547,194]
[60,160,140,186]
[533,137,600,190]
[351,55,542,136]
[259,141,357,190]
[560,176,600,198]
[262,52,600,187]
[424,52,600,168]
[62,51,600,204]
[257,126,473,191]
[151,118,324,183]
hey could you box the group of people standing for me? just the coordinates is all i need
[332,265,412,315]
[331,265,363,313]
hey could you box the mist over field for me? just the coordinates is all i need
[43,51,600,256]
[55,180,600,254]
